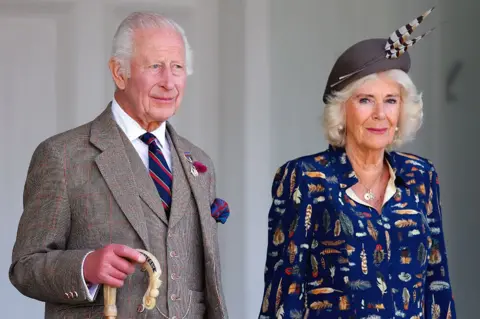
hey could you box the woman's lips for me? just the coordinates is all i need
[367,128,388,134]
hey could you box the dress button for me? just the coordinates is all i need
[170,294,178,301]
[170,251,177,257]
[171,273,181,280]
[171,316,177,319]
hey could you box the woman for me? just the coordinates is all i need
[259,8,456,319]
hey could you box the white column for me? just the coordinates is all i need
[243,0,272,317]
[190,0,220,162]
[216,0,247,317]
[72,0,107,125]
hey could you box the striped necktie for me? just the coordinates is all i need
[140,132,173,215]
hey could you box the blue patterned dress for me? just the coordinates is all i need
[259,145,456,319]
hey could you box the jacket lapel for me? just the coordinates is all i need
[90,105,151,251]
[167,137,192,228]
[167,124,226,315]
[166,124,212,229]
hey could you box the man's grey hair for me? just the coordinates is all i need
[322,69,423,149]
[111,11,193,76]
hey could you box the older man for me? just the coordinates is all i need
[9,12,229,319]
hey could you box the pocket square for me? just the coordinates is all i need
[211,198,230,224]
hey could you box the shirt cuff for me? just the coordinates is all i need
[81,251,99,301]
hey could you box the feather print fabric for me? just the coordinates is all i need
[259,145,456,318]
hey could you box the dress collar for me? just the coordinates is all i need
[326,144,407,190]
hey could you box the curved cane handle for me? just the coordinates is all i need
[137,249,162,310]
[103,249,162,318]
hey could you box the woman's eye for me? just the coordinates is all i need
[386,98,398,104]
[359,98,371,104]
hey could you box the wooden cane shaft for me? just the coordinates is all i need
[103,284,117,319]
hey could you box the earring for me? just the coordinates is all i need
[338,125,344,131]
[395,127,399,132]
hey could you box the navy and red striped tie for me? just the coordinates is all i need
[140,132,173,215]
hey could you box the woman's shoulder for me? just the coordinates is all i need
[270,149,335,198]
[388,151,441,190]
[388,150,436,172]
[274,149,334,176]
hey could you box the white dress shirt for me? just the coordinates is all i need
[82,98,172,301]
[111,98,172,170]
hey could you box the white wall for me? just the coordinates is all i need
[436,1,480,317]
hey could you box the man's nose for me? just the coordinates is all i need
[158,68,174,90]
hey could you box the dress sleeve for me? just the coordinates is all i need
[259,160,314,318]
[425,165,456,318]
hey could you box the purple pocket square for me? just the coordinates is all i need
[211,198,230,224]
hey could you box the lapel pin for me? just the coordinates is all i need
[191,166,199,177]
[184,152,193,163]
[185,152,198,177]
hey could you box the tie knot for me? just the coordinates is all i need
[140,132,157,146]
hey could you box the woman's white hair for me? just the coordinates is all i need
[111,11,193,76]
[322,69,423,149]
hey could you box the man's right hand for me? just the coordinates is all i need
[83,244,146,288]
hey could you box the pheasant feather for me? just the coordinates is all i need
[385,7,435,59]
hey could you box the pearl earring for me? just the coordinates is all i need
[338,125,344,131]
[395,127,399,132]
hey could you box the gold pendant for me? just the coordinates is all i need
[364,190,374,201]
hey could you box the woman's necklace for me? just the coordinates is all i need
[358,168,384,202]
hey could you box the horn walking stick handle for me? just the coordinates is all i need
[103,249,162,318]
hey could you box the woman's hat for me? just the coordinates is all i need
[323,7,435,103]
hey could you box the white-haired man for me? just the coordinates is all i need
[9,12,229,319]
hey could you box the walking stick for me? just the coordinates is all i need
[103,249,162,319]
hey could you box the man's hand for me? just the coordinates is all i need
[83,244,146,288]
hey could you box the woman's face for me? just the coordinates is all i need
[344,73,402,151]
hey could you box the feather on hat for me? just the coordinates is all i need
[323,7,435,103]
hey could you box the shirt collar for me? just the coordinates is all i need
[327,144,407,190]
[111,98,167,147]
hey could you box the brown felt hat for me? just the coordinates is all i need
[322,38,411,103]
[322,7,436,104]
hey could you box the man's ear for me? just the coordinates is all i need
[109,58,127,90]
